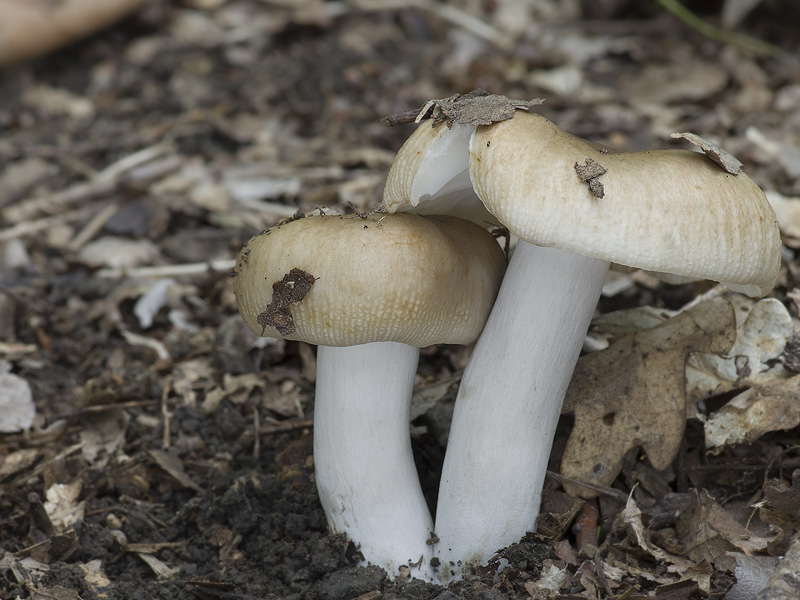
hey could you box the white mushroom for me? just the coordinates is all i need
[232,212,505,581]
[383,111,782,581]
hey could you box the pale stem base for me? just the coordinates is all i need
[314,342,435,581]
[433,242,609,581]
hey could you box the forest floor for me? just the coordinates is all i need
[1,1,800,599]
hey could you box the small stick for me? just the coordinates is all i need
[0,203,101,243]
[161,380,172,450]
[546,470,630,504]
[2,144,174,222]
[253,408,261,461]
[66,200,121,252]
[95,259,236,279]
[47,399,159,424]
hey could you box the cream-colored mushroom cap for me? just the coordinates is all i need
[384,120,500,227]
[467,111,781,297]
[232,213,506,347]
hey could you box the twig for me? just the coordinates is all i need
[2,143,174,223]
[2,178,117,223]
[546,470,631,503]
[656,0,790,61]
[348,0,512,50]
[0,342,38,355]
[0,203,103,243]
[66,200,121,252]
[120,329,171,361]
[253,408,261,461]
[95,259,236,279]
[47,400,159,424]
[259,418,314,435]
[161,380,172,450]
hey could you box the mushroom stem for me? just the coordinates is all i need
[314,341,435,581]
[433,242,609,581]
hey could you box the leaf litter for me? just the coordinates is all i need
[1,1,799,599]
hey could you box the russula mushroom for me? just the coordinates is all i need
[383,110,781,581]
[232,212,505,581]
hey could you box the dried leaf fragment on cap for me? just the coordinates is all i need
[381,89,544,128]
[574,158,607,199]
[560,297,736,498]
[257,268,316,336]
[671,132,743,175]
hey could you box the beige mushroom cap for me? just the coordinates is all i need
[233,212,506,347]
[383,121,500,227]
[468,112,781,297]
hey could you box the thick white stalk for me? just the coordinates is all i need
[314,341,435,581]
[433,242,609,581]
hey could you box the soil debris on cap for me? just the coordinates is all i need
[257,268,316,336]
[380,89,544,128]
[671,132,743,174]
[574,158,608,198]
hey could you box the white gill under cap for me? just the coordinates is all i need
[383,121,500,228]
[232,212,506,347]
[467,112,781,297]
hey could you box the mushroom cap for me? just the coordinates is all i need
[383,121,500,227]
[384,112,781,297]
[233,213,506,347]
[468,112,780,296]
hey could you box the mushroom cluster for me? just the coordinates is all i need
[232,212,506,581]
[383,110,781,581]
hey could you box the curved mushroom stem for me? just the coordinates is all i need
[433,242,609,582]
[314,341,435,581]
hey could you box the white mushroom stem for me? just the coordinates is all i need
[314,341,435,581]
[433,242,609,581]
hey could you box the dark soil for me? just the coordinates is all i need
[1,1,799,599]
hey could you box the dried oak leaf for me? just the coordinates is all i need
[561,297,736,498]
[675,490,774,571]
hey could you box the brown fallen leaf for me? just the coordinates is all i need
[561,297,736,497]
[621,495,696,573]
[676,490,774,571]
[30,585,81,600]
[147,449,203,493]
[703,375,800,450]
[754,532,800,600]
[759,472,800,530]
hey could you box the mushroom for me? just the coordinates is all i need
[383,110,782,580]
[232,212,505,581]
